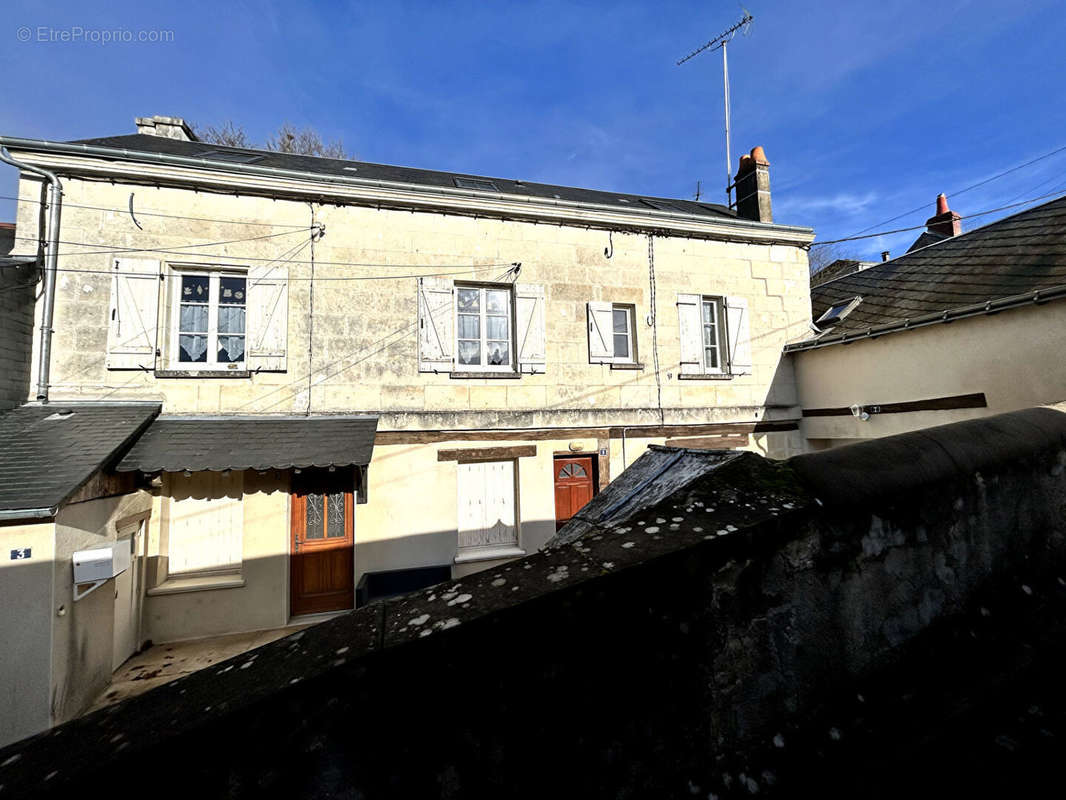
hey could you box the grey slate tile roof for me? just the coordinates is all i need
[116,415,379,472]
[810,258,875,288]
[0,403,160,517]
[800,195,1066,345]
[68,134,735,221]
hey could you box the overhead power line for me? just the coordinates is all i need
[809,188,1066,247]
[848,142,1066,237]
[9,232,516,270]
[0,193,310,229]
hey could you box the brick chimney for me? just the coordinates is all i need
[733,146,772,223]
[135,115,198,142]
[925,193,961,238]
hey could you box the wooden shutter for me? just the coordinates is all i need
[106,258,161,370]
[587,301,614,364]
[676,293,703,375]
[515,283,546,374]
[247,265,289,372]
[418,276,454,372]
[725,295,752,375]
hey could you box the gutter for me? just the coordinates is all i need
[784,284,1066,353]
[0,505,58,521]
[0,146,62,402]
[0,135,814,246]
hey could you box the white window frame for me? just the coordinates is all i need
[455,458,523,563]
[168,266,249,372]
[701,295,729,375]
[610,303,638,363]
[454,283,516,373]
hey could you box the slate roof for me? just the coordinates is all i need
[0,403,160,517]
[810,258,875,288]
[906,230,948,253]
[116,415,379,472]
[790,195,1066,350]
[69,133,736,222]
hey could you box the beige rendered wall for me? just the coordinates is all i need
[15,176,810,430]
[793,303,1066,444]
[0,521,54,747]
[142,470,290,643]
[51,490,153,725]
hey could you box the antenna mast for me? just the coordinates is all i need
[677,11,754,207]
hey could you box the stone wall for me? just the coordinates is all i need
[13,175,810,430]
[4,407,1066,798]
[0,261,36,409]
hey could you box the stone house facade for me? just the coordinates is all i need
[1,117,813,651]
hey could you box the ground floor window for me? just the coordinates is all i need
[456,460,519,556]
[166,470,244,575]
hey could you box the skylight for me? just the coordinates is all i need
[816,296,863,327]
[453,177,498,192]
[641,198,681,212]
[198,150,265,165]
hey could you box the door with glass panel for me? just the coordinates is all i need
[290,468,355,616]
[553,456,595,530]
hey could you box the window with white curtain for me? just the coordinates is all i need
[456,460,519,558]
[165,471,244,575]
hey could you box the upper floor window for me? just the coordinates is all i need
[105,257,290,373]
[455,285,514,372]
[701,296,726,371]
[417,276,545,375]
[172,271,247,370]
[676,293,752,378]
[587,301,639,365]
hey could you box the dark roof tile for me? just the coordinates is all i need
[116,415,378,472]
[808,195,1066,339]
[0,404,160,515]
[69,134,736,222]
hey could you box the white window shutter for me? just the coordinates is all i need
[418,276,454,372]
[676,293,703,375]
[247,266,289,372]
[106,258,161,370]
[587,301,614,364]
[725,295,753,375]
[515,283,546,374]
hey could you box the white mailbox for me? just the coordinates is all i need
[72,543,131,600]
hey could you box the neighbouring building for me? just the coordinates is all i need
[0,221,37,409]
[0,117,814,740]
[0,403,159,746]
[788,193,1066,448]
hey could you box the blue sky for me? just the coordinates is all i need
[2,0,1064,263]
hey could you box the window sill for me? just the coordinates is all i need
[678,373,735,381]
[454,546,526,564]
[147,572,245,596]
[449,371,522,380]
[610,362,645,371]
[155,369,251,379]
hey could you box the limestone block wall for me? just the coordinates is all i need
[15,175,811,430]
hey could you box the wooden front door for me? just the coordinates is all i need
[290,469,355,616]
[554,456,595,530]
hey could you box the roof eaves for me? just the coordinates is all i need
[785,283,1066,353]
[50,403,161,509]
[0,135,815,243]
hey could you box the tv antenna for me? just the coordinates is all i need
[677,11,754,207]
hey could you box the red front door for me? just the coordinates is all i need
[290,469,355,616]
[554,456,595,530]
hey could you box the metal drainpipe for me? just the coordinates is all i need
[0,146,62,402]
